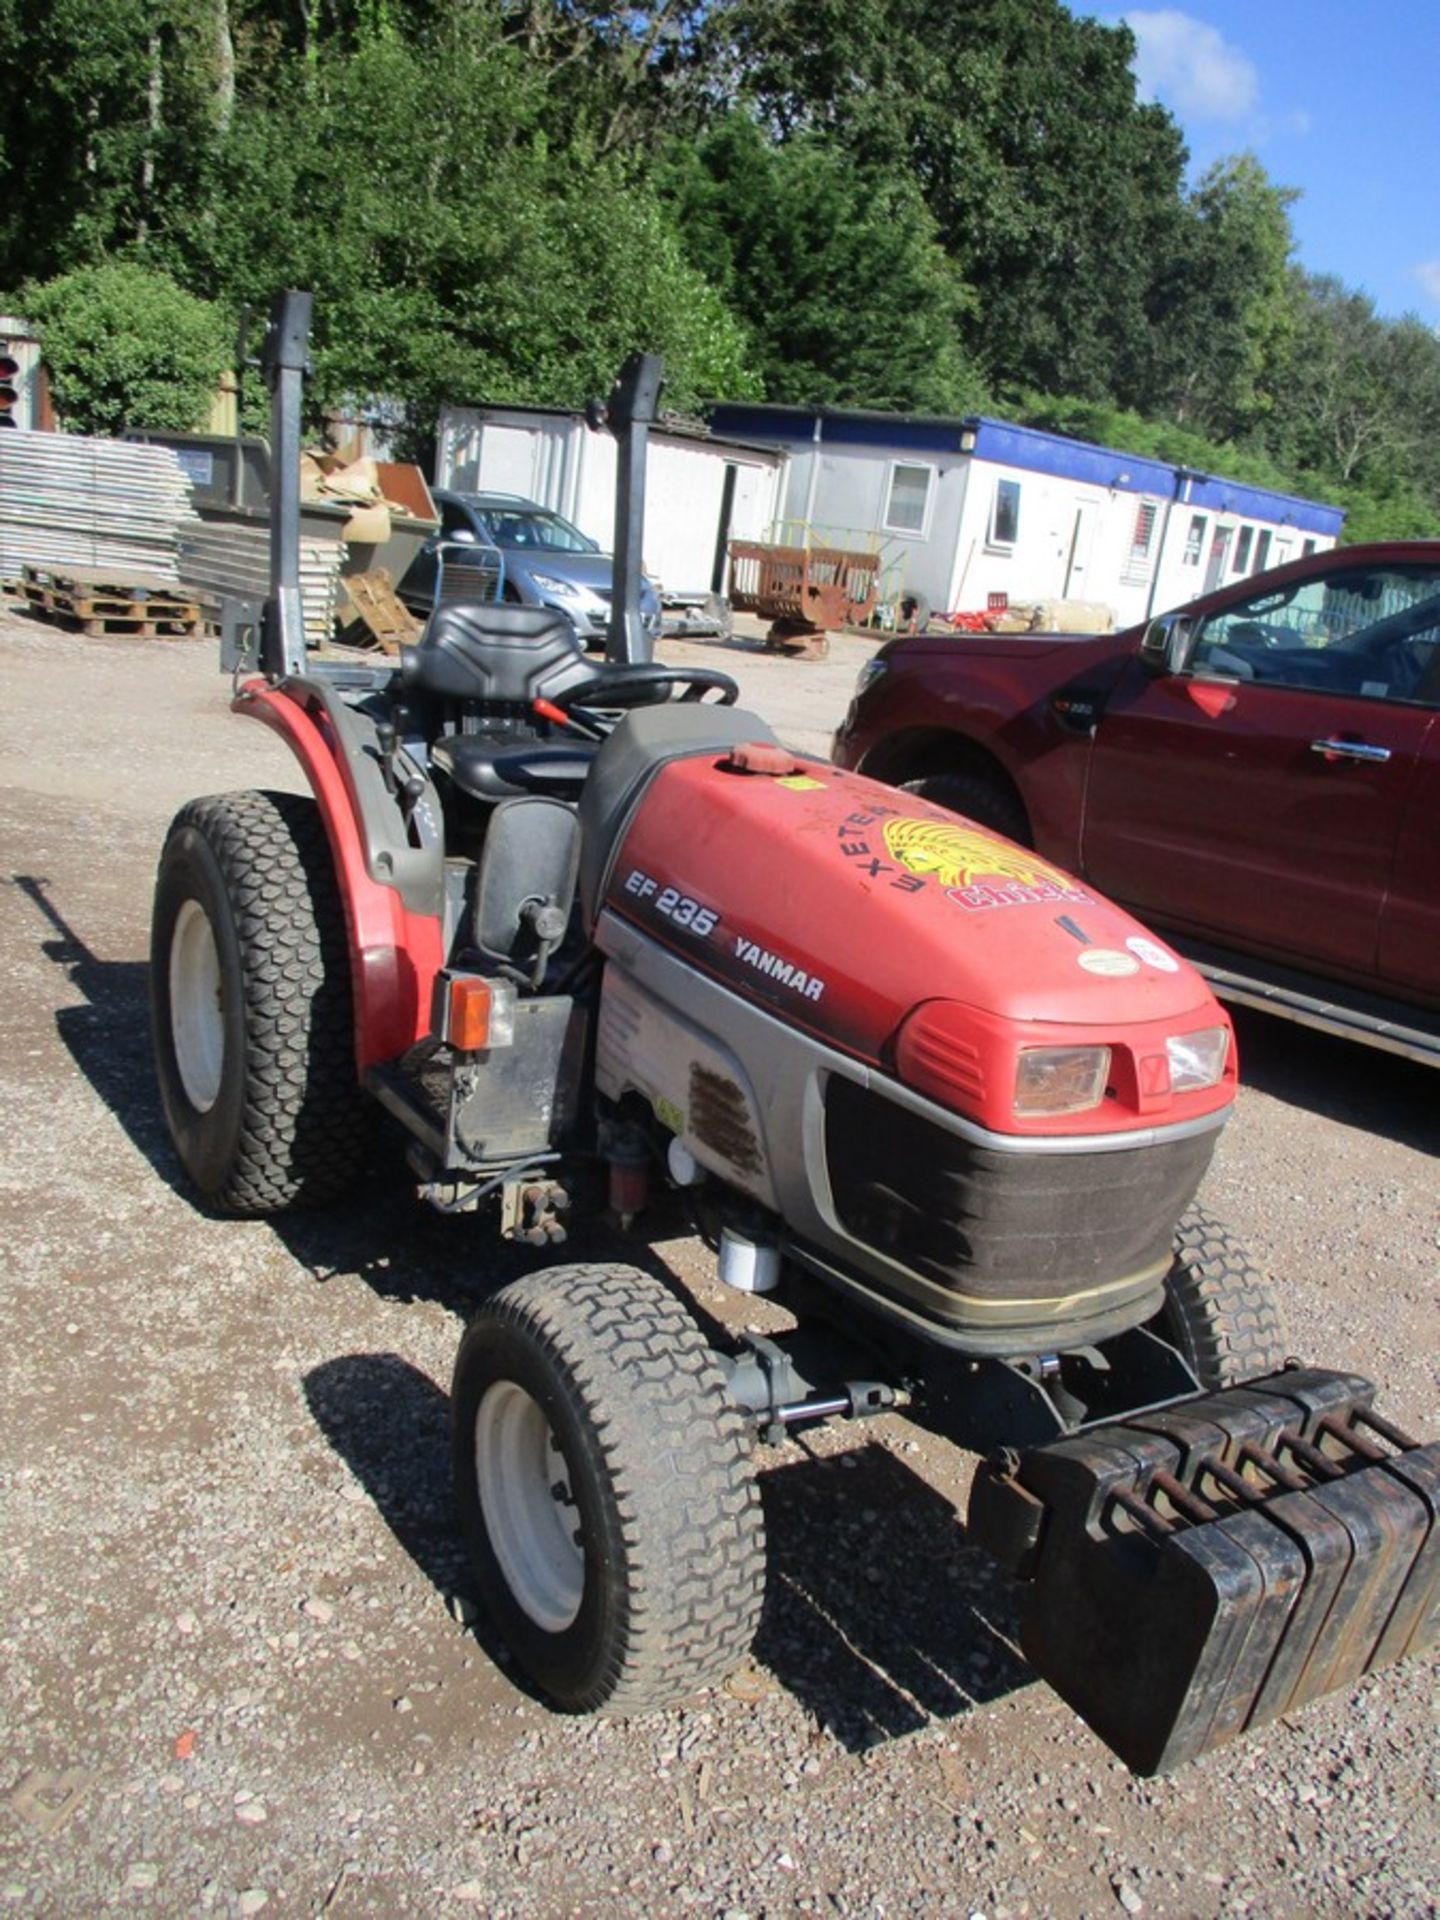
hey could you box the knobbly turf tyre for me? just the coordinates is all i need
[452,1263,767,1714]
[900,769,1032,846]
[150,788,369,1215]
[1157,1206,1288,1389]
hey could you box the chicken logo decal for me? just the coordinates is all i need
[881,817,1092,912]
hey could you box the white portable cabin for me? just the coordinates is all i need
[706,403,1345,627]
[435,404,786,600]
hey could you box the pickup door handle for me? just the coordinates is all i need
[1309,738,1392,764]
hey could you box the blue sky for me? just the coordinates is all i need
[1077,3,1440,324]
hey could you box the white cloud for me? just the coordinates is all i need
[1123,9,1259,122]
[1414,261,1440,309]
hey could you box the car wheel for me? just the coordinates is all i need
[1154,1207,1288,1388]
[452,1263,766,1713]
[900,770,1032,845]
[150,789,370,1214]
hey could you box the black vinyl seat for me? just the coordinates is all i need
[402,604,598,804]
[429,735,597,802]
[402,603,749,813]
[400,603,591,706]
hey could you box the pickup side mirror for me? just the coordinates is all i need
[1140,613,1195,674]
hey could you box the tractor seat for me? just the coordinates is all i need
[401,603,590,706]
[430,734,597,803]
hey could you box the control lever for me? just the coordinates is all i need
[534,697,604,741]
[519,897,570,988]
[375,719,427,827]
[374,718,401,794]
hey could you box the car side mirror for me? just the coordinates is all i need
[448,528,477,545]
[1140,614,1195,674]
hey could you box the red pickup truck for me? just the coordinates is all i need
[833,542,1440,1067]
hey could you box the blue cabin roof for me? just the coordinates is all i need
[706,403,1345,539]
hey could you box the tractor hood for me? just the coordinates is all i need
[603,750,1236,1140]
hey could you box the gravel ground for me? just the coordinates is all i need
[0,604,1436,1919]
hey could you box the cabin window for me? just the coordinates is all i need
[1254,530,1273,572]
[884,463,933,535]
[1234,527,1254,573]
[1183,513,1208,564]
[989,478,1021,548]
[1122,502,1158,586]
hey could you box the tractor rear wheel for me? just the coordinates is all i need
[1157,1206,1288,1388]
[150,789,369,1215]
[452,1263,766,1713]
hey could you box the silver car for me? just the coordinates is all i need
[402,489,663,649]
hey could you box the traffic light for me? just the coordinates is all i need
[0,342,19,427]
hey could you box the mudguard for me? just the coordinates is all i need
[235,680,445,1068]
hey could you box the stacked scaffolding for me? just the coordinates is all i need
[0,431,199,584]
[177,519,345,649]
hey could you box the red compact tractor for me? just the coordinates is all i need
[151,296,1437,1774]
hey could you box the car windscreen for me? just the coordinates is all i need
[480,510,599,554]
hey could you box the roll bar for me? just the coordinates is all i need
[257,290,664,677]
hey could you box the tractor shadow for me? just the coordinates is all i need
[11,873,180,1181]
[300,1346,1033,1748]
[9,872,607,1309]
[752,1439,1032,1751]
[301,1350,519,1686]
[1226,1007,1436,1154]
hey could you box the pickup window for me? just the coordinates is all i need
[1191,562,1440,704]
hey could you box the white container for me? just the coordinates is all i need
[718,1227,781,1294]
[666,1137,701,1187]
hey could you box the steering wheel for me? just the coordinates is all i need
[552,664,740,711]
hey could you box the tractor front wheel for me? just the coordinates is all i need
[452,1264,766,1713]
[1156,1206,1288,1388]
[150,789,369,1214]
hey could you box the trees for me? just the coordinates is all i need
[20,263,231,436]
[708,0,1189,401]
[1132,156,1299,441]
[0,0,1434,540]
[658,115,980,413]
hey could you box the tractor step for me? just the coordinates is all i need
[968,1367,1439,1774]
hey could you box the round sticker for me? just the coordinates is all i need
[1126,935,1180,974]
[1078,948,1141,977]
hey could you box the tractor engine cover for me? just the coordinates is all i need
[591,740,1240,1351]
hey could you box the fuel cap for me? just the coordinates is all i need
[724,741,800,775]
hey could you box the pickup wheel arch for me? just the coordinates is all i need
[862,732,1032,845]
[900,769,1031,845]
[864,725,1029,833]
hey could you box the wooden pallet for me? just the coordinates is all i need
[338,566,421,654]
[21,565,203,638]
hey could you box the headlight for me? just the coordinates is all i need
[1014,1045,1111,1117]
[530,571,581,599]
[1167,1026,1229,1092]
[855,658,887,696]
